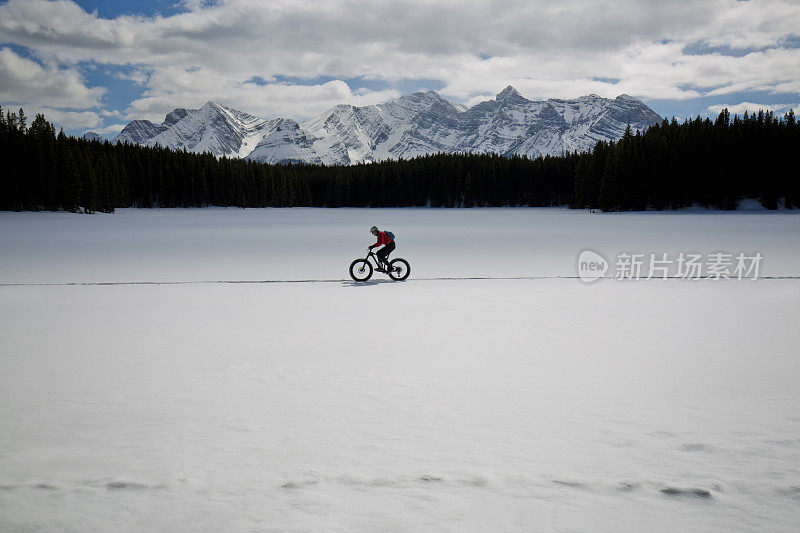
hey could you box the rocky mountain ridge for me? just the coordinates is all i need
[114,87,663,164]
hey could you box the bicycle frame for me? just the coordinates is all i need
[364,250,388,269]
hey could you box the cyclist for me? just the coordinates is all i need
[368,225,395,271]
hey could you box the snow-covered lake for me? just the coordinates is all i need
[1,208,799,531]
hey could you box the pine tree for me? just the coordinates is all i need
[463,171,474,207]
[17,108,27,133]
[59,142,81,212]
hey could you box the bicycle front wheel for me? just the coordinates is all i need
[349,259,373,281]
[388,258,410,281]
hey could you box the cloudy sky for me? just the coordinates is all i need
[1,0,799,136]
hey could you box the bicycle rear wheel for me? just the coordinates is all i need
[349,259,373,281]
[388,258,410,281]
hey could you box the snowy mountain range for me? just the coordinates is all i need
[114,87,662,164]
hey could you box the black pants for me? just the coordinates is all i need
[377,242,395,265]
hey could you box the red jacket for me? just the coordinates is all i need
[371,231,393,247]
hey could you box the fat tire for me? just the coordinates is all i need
[388,258,410,281]
[349,259,373,281]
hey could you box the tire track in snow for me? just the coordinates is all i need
[1,276,799,287]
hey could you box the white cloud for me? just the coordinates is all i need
[1,0,799,122]
[707,102,799,117]
[25,107,102,129]
[0,47,105,108]
[692,0,800,50]
[91,122,127,135]
[113,69,149,85]
[126,76,400,122]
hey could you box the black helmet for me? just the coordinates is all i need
[370,225,378,232]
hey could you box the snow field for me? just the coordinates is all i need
[1,208,799,531]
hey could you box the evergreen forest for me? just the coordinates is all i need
[1,105,797,213]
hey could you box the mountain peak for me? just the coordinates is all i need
[164,107,191,126]
[496,85,523,101]
[388,90,459,114]
[399,90,446,103]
